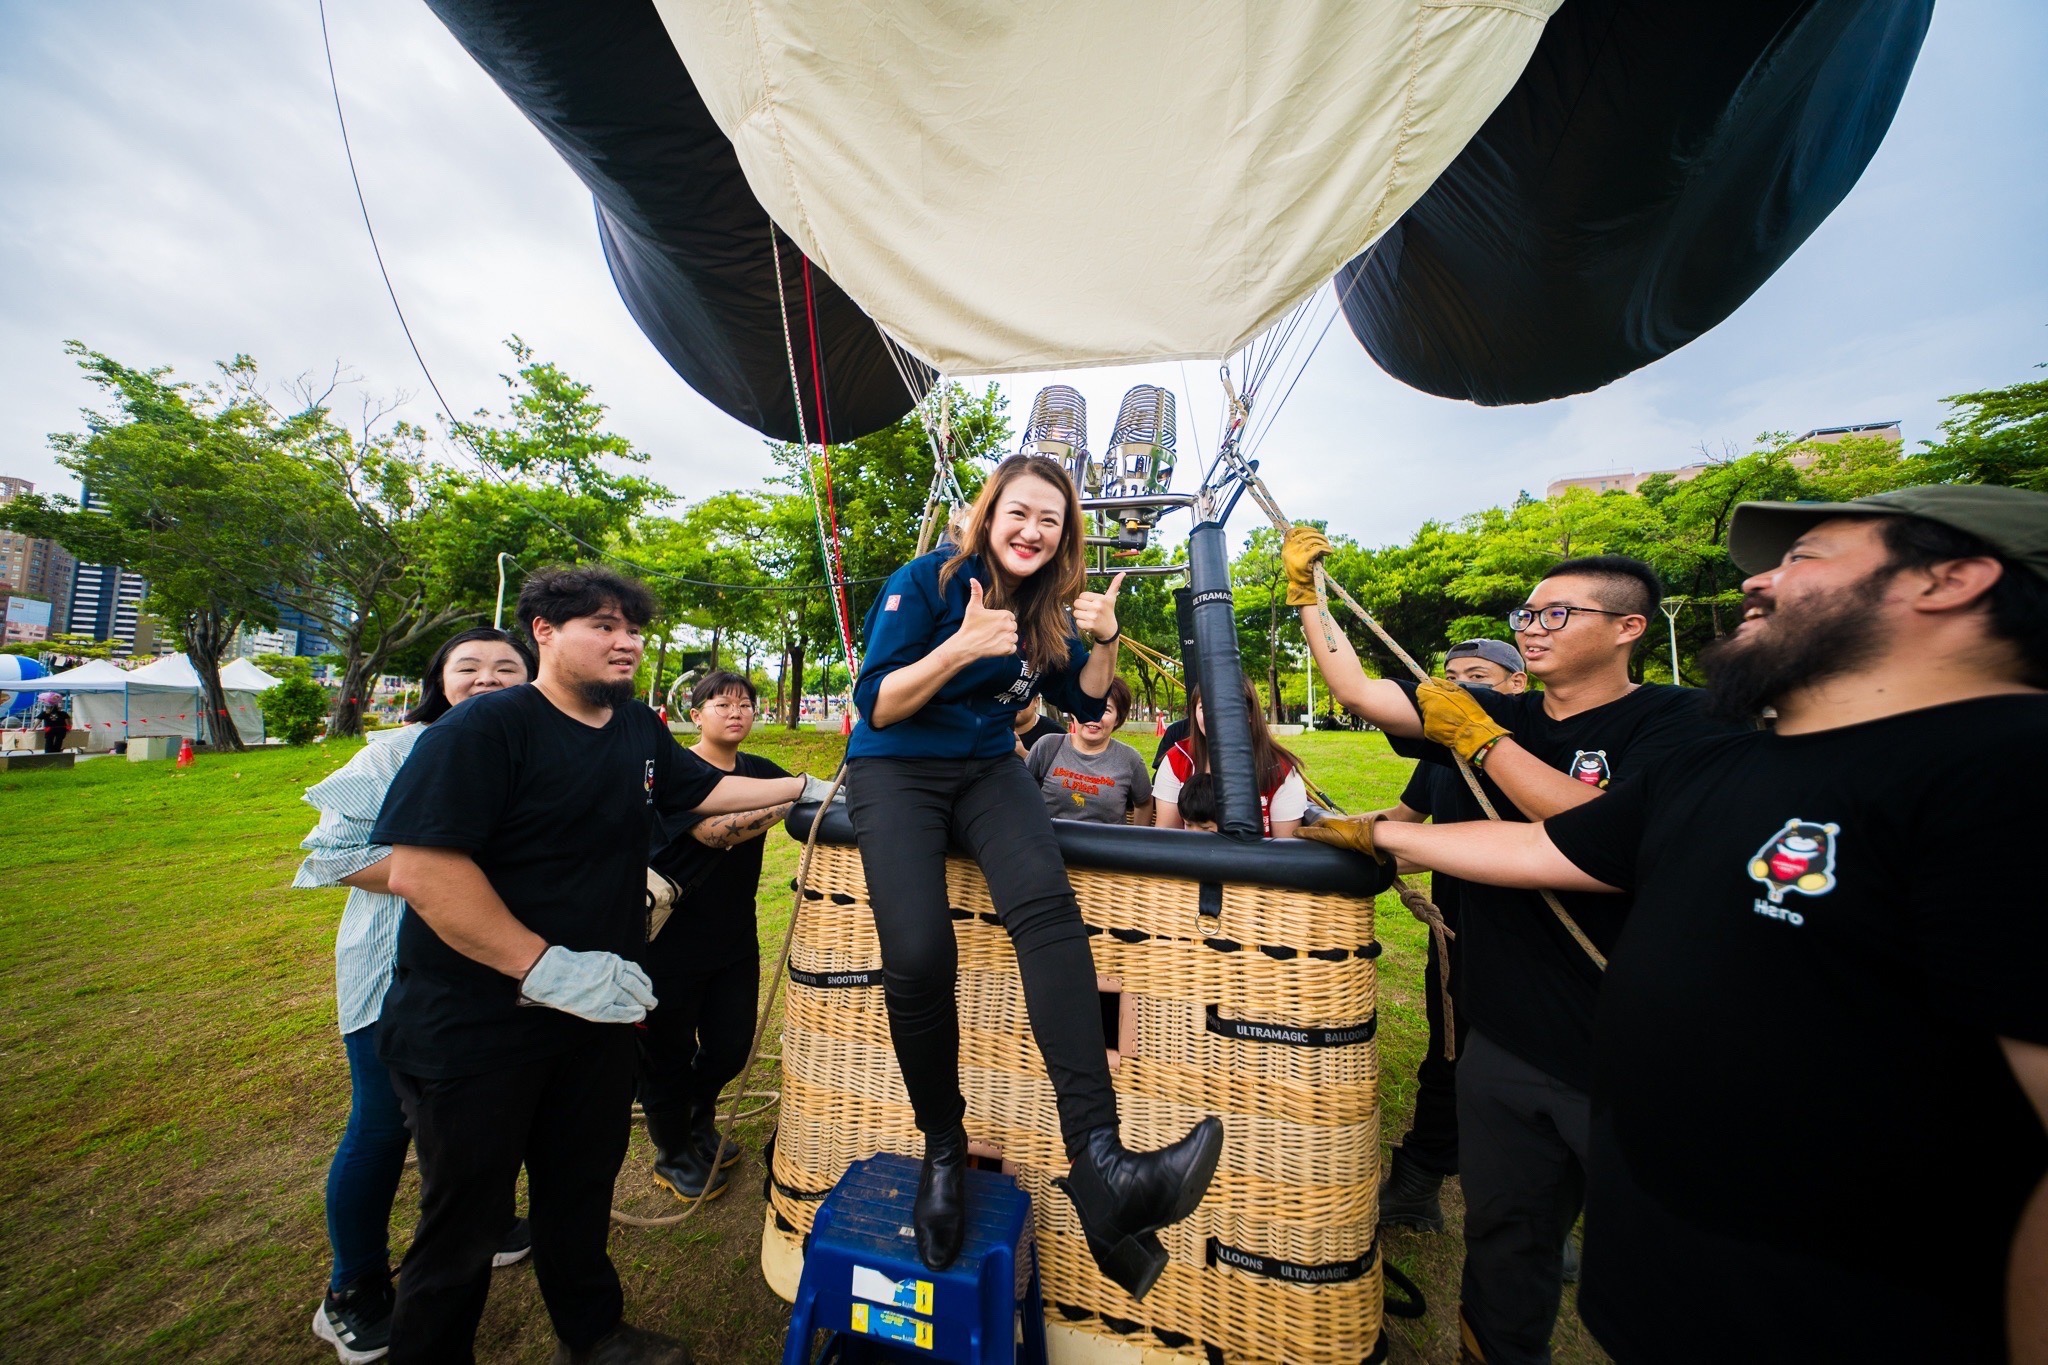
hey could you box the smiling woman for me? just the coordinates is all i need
[838,455,1223,1299]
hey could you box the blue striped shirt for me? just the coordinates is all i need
[293,725,424,1035]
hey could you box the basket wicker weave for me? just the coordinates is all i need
[769,813,1391,1365]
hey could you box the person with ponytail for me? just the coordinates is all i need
[846,454,1223,1300]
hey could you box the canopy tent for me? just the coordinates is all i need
[40,659,131,691]
[58,654,278,747]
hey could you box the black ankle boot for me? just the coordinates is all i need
[914,1124,970,1271]
[1054,1118,1223,1300]
[687,1103,742,1172]
[1378,1148,1445,1232]
[649,1109,729,1202]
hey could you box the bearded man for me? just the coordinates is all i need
[1303,486,2048,1365]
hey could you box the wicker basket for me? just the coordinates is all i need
[770,811,1391,1365]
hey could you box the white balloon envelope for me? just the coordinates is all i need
[654,0,1558,374]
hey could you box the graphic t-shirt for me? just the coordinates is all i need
[849,550,1107,761]
[1026,734,1153,823]
[644,748,790,975]
[1387,682,1734,1089]
[1153,739,1306,835]
[370,684,721,1078]
[1544,695,2048,1364]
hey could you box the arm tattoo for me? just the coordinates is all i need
[691,802,794,850]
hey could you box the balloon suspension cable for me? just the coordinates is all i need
[799,257,861,677]
[613,767,849,1228]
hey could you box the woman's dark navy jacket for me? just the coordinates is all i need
[849,550,1108,761]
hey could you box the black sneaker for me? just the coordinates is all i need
[312,1272,393,1364]
[493,1216,533,1268]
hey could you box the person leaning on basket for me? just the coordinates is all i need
[843,454,1223,1299]
[1300,486,2048,1365]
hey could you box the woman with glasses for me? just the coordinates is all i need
[637,671,791,1203]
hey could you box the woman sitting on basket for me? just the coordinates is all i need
[845,453,1223,1298]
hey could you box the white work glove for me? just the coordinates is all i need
[519,945,658,1024]
[798,772,846,806]
[646,867,682,940]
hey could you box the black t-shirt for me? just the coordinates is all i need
[644,748,789,975]
[370,684,722,1078]
[1398,760,1468,937]
[1015,715,1067,753]
[1388,682,1734,1089]
[1546,696,2048,1363]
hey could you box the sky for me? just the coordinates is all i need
[2,1,2044,554]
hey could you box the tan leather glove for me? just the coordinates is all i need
[1282,526,1332,608]
[1415,677,1510,764]
[1295,813,1385,863]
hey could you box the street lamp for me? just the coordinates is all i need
[494,553,517,630]
[1660,598,1684,683]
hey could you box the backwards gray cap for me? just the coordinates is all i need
[1446,638,1526,674]
[1728,484,2048,579]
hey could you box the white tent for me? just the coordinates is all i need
[40,659,133,749]
[106,653,275,745]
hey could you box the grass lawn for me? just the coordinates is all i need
[0,729,1606,1364]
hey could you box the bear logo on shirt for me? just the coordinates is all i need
[644,759,656,805]
[1567,750,1611,787]
[1746,819,1840,909]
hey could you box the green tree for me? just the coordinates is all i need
[258,674,330,744]
[1918,361,2048,490]
[2,346,325,750]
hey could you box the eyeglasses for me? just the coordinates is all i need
[1507,605,1634,633]
[700,699,755,714]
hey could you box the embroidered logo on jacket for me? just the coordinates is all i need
[884,594,901,612]
[1745,818,1840,923]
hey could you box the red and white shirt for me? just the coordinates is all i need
[1152,739,1306,836]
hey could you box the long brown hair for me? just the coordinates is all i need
[939,455,1086,672]
[1186,677,1302,795]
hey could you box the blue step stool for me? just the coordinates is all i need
[782,1153,1048,1365]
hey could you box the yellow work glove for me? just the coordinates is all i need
[1296,813,1385,863]
[1282,525,1332,608]
[1415,677,1510,765]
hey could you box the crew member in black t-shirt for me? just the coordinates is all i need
[1285,535,1734,1365]
[1337,486,2048,1364]
[638,671,791,1204]
[372,567,835,1365]
[1010,693,1068,757]
[1374,639,1528,1233]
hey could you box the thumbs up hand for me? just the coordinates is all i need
[1072,571,1125,643]
[951,578,1020,662]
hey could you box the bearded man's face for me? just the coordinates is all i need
[1702,518,1896,722]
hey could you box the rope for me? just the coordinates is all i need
[610,766,847,1228]
[1240,470,1609,972]
[799,257,861,677]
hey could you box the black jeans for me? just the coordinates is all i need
[637,952,759,1134]
[1395,879,1464,1175]
[1458,1029,1589,1365]
[387,1028,635,1362]
[846,755,1118,1157]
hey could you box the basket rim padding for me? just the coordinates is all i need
[785,801,1393,898]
